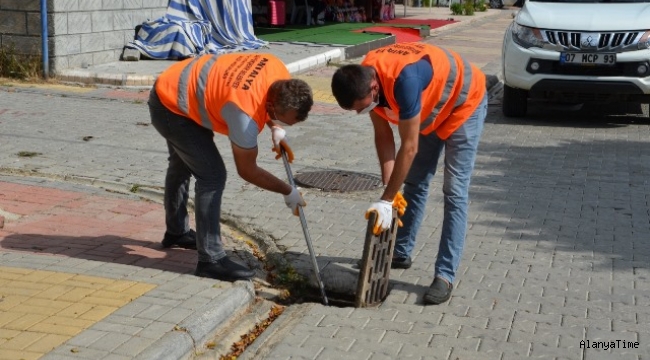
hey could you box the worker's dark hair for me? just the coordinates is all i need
[269,79,313,122]
[331,64,374,109]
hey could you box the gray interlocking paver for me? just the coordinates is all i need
[511,329,560,348]
[440,314,489,328]
[428,335,480,352]
[87,333,132,352]
[46,345,111,359]
[398,343,449,359]
[341,333,400,355]
[450,348,502,360]
[90,321,147,336]
[482,339,530,359]
[364,318,412,333]
[381,331,432,346]
[155,307,193,324]
[409,323,459,337]
[315,348,371,360]
[112,336,157,357]
[458,326,508,342]
[301,336,355,352]
[317,314,367,329]
[66,329,111,347]
[134,321,177,340]
[103,354,131,360]
[562,316,610,331]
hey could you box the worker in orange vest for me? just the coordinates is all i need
[331,43,487,304]
[149,53,313,281]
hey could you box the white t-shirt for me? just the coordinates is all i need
[220,102,260,149]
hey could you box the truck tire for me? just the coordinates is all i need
[502,84,528,118]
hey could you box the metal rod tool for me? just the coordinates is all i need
[281,149,329,306]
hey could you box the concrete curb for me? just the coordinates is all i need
[285,48,345,74]
[57,48,346,87]
[237,303,315,360]
[135,283,255,360]
[55,69,155,88]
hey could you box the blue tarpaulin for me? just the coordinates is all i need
[126,0,268,60]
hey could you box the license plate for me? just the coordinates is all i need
[561,53,616,65]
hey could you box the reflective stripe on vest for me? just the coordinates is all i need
[420,48,458,132]
[177,57,199,115]
[453,58,473,108]
[177,56,218,131]
[196,56,218,131]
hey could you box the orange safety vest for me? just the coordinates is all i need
[361,43,486,140]
[154,53,291,135]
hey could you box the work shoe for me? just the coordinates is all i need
[423,277,453,305]
[391,256,412,269]
[162,229,197,250]
[194,257,255,281]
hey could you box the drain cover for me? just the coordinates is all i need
[293,170,382,192]
[355,210,397,308]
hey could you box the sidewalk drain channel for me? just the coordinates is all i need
[294,170,382,192]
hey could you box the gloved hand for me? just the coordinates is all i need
[271,126,294,163]
[365,200,393,235]
[284,187,306,216]
[393,192,408,227]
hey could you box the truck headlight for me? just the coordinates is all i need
[511,23,546,49]
[638,31,650,50]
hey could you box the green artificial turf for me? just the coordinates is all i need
[254,22,431,45]
[254,23,392,45]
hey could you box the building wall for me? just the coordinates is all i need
[0,0,169,73]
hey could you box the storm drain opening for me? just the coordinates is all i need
[276,212,398,308]
[294,170,382,192]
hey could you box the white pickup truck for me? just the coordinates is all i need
[501,0,650,117]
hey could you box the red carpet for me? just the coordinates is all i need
[380,18,457,28]
[354,26,423,43]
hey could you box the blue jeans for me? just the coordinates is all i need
[393,94,487,284]
[149,89,227,263]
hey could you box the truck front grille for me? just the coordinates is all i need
[543,31,641,51]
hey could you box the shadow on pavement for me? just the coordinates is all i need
[491,102,650,128]
[472,107,650,273]
[0,233,264,276]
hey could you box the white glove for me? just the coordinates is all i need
[284,187,306,216]
[271,126,294,163]
[365,200,393,235]
[271,126,286,148]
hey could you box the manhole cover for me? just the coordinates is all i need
[294,170,382,192]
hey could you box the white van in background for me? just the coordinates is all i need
[501,0,650,117]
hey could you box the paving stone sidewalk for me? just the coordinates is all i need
[0,175,265,360]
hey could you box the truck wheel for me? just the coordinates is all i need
[502,84,528,117]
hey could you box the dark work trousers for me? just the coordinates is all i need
[148,88,227,263]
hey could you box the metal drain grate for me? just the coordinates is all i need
[355,210,398,307]
[293,170,382,192]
